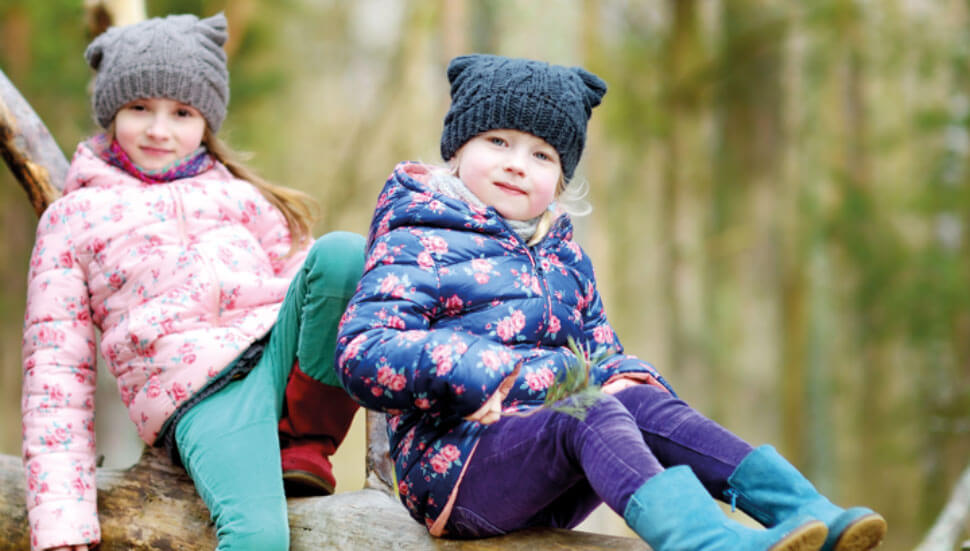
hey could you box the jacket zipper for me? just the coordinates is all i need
[171,184,222,321]
[496,213,561,339]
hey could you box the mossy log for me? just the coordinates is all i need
[0,413,648,550]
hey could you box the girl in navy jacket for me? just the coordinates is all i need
[336,54,885,551]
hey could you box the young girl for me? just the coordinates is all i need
[335,54,887,551]
[21,13,363,551]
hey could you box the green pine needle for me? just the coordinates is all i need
[506,337,613,421]
[544,336,607,421]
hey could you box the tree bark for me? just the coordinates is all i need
[913,462,970,551]
[0,433,648,550]
[0,412,648,550]
[0,68,64,215]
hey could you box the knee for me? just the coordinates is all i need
[552,393,634,431]
[305,231,366,296]
[583,393,635,424]
[615,383,687,414]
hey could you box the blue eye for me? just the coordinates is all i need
[488,136,506,146]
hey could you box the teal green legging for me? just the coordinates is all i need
[174,231,364,551]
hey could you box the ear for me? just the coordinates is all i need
[197,12,229,47]
[447,54,486,85]
[574,68,607,108]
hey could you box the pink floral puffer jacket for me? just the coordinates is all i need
[21,144,308,551]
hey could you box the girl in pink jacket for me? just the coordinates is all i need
[21,13,363,551]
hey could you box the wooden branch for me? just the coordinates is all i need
[83,0,147,37]
[0,436,648,550]
[914,462,970,551]
[0,67,65,216]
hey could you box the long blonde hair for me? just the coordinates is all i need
[203,129,317,255]
[527,174,591,246]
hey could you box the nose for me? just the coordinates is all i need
[145,114,169,140]
[504,148,527,177]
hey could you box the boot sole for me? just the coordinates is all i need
[770,520,828,551]
[833,514,887,551]
[283,469,335,497]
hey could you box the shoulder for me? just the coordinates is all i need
[366,226,443,269]
[63,141,134,194]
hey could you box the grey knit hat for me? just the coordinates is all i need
[440,54,607,180]
[84,13,230,131]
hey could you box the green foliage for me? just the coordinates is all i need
[542,337,607,422]
[505,337,606,423]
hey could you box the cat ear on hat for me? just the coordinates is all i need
[83,26,118,70]
[573,67,607,108]
[447,54,488,85]
[196,12,229,47]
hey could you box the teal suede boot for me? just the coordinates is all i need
[624,465,827,551]
[725,445,886,551]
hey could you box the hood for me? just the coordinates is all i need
[366,161,573,249]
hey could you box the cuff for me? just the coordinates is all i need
[29,500,100,551]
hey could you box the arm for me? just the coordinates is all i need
[22,201,100,550]
[336,230,519,420]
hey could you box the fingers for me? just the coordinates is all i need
[464,383,504,424]
[464,362,522,425]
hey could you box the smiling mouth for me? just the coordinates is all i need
[493,182,526,195]
[140,146,174,156]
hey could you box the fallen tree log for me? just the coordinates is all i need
[0,412,649,550]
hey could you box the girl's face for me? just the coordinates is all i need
[454,129,562,221]
[113,98,207,171]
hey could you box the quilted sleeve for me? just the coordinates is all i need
[21,200,100,551]
[336,230,520,420]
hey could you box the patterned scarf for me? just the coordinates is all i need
[86,133,216,184]
[425,169,541,243]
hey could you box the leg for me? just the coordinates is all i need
[274,232,365,495]
[727,445,887,551]
[175,358,289,551]
[614,385,886,550]
[446,394,665,538]
[448,394,826,551]
[613,383,753,497]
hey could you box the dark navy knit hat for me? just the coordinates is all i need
[440,54,607,180]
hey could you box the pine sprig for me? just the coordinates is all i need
[505,337,611,421]
[544,336,608,421]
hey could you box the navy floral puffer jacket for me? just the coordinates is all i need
[336,161,673,533]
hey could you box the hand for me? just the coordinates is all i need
[464,365,520,425]
[601,377,641,394]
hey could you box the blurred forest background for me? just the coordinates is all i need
[1,1,969,549]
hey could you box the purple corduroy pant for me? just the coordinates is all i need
[443,384,754,538]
